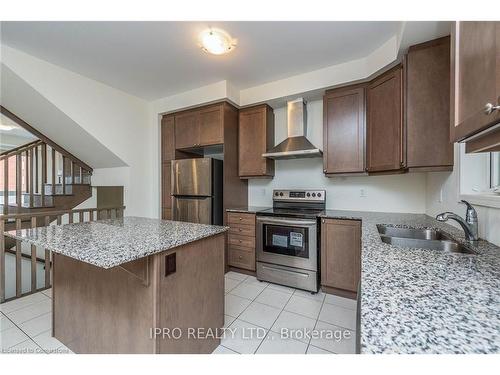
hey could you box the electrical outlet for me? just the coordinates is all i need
[439,189,443,203]
[360,188,367,198]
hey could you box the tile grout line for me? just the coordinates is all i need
[252,286,295,353]
[306,290,327,353]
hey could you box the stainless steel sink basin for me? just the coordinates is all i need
[377,225,453,241]
[377,225,475,255]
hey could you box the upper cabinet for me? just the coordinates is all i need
[323,86,366,175]
[451,22,500,149]
[238,105,275,178]
[174,104,224,149]
[366,66,405,173]
[161,115,175,162]
[406,36,454,171]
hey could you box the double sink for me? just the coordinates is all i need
[377,225,475,254]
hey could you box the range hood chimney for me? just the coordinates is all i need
[262,98,322,160]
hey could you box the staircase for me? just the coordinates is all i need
[1,107,93,248]
[0,107,120,303]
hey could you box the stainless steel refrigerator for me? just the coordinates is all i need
[171,158,223,225]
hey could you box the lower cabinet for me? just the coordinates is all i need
[320,218,361,296]
[227,212,256,271]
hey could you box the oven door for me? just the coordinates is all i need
[256,216,317,271]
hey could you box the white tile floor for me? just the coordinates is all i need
[217,271,358,354]
[0,271,357,355]
[0,288,72,354]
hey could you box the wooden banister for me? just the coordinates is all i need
[0,205,126,303]
[0,139,42,159]
[1,106,93,173]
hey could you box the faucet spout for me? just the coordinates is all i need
[436,201,479,242]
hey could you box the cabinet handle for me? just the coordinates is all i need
[484,103,500,115]
[239,217,242,220]
[321,219,325,223]
[239,240,242,243]
[238,255,243,260]
[323,169,327,173]
[238,228,242,232]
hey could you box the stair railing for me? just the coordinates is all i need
[1,140,93,214]
[0,205,126,303]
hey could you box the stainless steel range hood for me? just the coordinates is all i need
[262,98,322,160]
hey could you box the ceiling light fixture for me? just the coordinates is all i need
[0,124,16,131]
[199,28,236,55]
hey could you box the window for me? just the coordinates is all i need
[459,143,500,207]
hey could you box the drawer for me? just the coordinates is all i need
[228,247,255,271]
[228,233,255,249]
[227,212,255,226]
[228,224,255,237]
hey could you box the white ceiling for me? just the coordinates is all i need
[0,21,408,101]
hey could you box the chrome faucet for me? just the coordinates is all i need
[436,200,479,242]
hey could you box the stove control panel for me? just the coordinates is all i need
[272,189,326,202]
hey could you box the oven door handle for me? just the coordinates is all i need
[256,216,317,226]
[261,265,310,278]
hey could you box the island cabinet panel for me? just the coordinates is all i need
[323,86,366,175]
[174,110,200,149]
[227,212,256,271]
[52,233,225,354]
[366,66,405,173]
[238,105,275,178]
[320,218,361,297]
[406,36,454,171]
[451,21,500,142]
[157,234,224,354]
[53,254,157,354]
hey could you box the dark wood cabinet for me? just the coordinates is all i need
[320,218,361,296]
[323,86,366,175]
[161,161,171,210]
[174,104,224,150]
[199,105,223,146]
[238,105,275,178]
[161,115,175,162]
[227,212,256,271]
[174,111,199,149]
[451,22,500,142]
[366,66,404,173]
[406,37,453,171]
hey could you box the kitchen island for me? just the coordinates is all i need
[5,216,228,354]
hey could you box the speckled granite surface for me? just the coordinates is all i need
[5,216,228,269]
[319,210,500,354]
[226,206,271,214]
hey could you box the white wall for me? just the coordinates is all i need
[1,46,153,217]
[248,100,427,213]
[426,145,500,246]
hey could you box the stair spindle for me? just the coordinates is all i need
[3,156,8,215]
[30,217,37,292]
[29,148,34,207]
[0,219,5,303]
[41,143,47,207]
[44,215,51,288]
[15,218,22,297]
[34,145,39,194]
[16,154,21,212]
[51,148,56,195]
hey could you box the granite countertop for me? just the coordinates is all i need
[319,210,500,354]
[226,206,271,214]
[4,216,228,269]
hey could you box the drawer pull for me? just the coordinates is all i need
[238,255,243,260]
[261,265,309,278]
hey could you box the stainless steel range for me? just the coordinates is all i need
[256,189,326,293]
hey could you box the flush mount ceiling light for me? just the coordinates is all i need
[0,124,16,131]
[199,28,236,55]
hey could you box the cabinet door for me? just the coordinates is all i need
[323,86,365,174]
[174,111,199,149]
[199,105,223,146]
[406,37,453,170]
[161,115,175,162]
[161,161,172,209]
[238,106,274,177]
[366,67,404,172]
[321,219,361,292]
[452,22,500,141]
